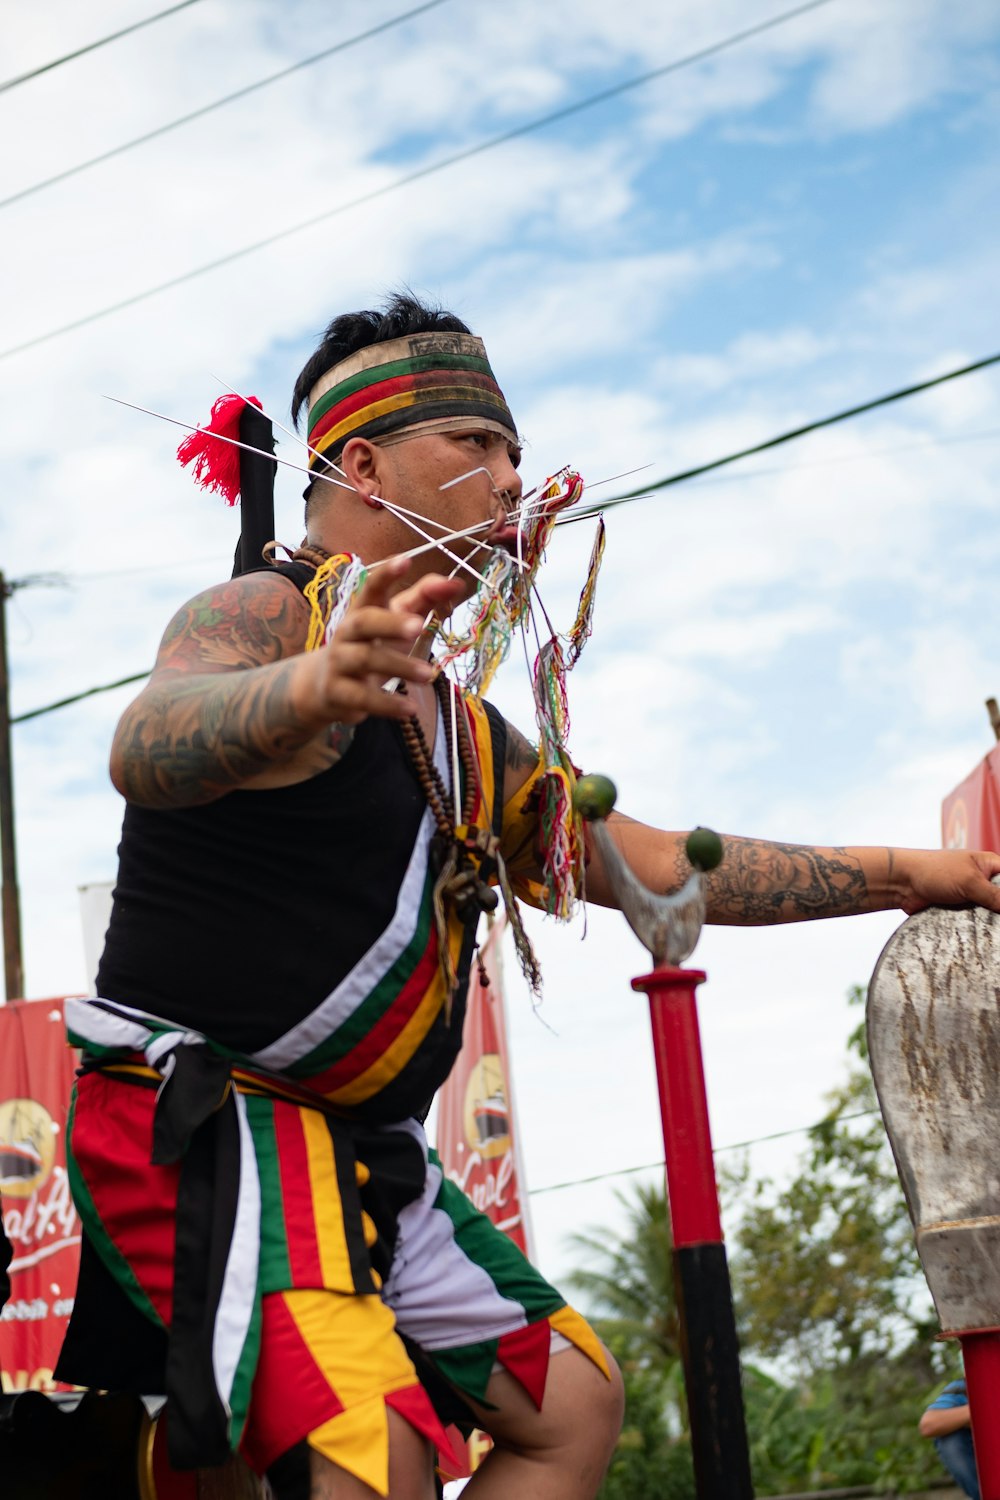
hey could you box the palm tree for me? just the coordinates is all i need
[565,1180,681,1376]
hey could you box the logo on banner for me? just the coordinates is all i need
[463,1054,512,1161]
[0,1098,57,1200]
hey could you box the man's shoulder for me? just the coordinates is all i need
[927,1379,969,1411]
[155,565,311,674]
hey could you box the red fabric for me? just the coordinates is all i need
[384,1384,465,1472]
[308,367,500,449]
[239,1291,344,1474]
[70,1070,178,1325]
[176,393,261,505]
[304,942,440,1096]
[496,1319,551,1411]
[272,1105,324,1288]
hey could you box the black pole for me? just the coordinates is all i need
[0,573,24,1000]
[232,403,276,578]
[673,1242,754,1495]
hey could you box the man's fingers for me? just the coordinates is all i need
[338,605,427,645]
[328,640,435,685]
[355,556,412,609]
[393,574,467,619]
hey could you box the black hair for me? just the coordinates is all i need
[291,290,471,428]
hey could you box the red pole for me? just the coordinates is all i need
[633,965,753,1499]
[961,1331,1000,1497]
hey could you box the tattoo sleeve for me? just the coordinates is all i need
[112,575,336,807]
[505,722,540,774]
[682,836,871,923]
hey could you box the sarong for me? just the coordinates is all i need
[58,1008,607,1496]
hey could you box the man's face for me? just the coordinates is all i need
[371,426,523,593]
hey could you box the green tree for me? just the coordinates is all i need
[565,1181,695,1498]
[733,986,935,1374]
[566,1181,681,1374]
[730,985,952,1492]
[567,987,960,1496]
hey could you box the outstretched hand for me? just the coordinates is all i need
[893,847,1000,915]
[299,557,466,727]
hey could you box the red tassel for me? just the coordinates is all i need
[495,1320,552,1411]
[176,393,262,506]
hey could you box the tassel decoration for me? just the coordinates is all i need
[566,518,606,670]
[176,393,263,506]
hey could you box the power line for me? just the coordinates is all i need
[0,0,837,365]
[527,1110,878,1196]
[33,424,1000,592]
[10,352,996,721]
[571,352,1000,522]
[11,673,149,726]
[0,1,206,94]
[0,0,450,212]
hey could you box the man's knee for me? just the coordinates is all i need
[573,1345,625,1455]
[480,1343,625,1460]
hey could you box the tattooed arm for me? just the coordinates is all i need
[502,720,545,806]
[583,813,1000,922]
[110,562,464,809]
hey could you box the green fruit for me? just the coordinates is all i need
[686,826,724,872]
[573,773,617,821]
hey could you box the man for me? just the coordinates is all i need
[921,1379,979,1499]
[56,293,1000,1500]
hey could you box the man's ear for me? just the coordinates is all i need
[339,437,384,508]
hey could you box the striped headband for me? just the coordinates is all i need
[306,331,517,471]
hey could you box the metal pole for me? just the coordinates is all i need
[0,572,23,1001]
[632,964,753,1499]
[962,1331,1000,1497]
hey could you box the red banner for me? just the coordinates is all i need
[435,920,533,1484]
[0,997,81,1394]
[436,920,531,1254]
[942,744,1000,850]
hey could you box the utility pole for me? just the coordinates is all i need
[0,572,23,1001]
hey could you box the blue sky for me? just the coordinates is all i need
[2,0,999,1291]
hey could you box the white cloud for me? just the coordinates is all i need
[2,1,1000,1306]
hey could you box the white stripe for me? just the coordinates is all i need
[211,1090,261,1421]
[383,1144,529,1351]
[64,996,155,1052]
[251,703,449,1071]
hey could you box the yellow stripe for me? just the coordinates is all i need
[465,698,496,821]
[300,1107,353,1289]
[283,1288,419,1497]
[312,381,509,459]
[326,934,461,1107]
[311,389,420,456]
[549,1305,611,1380]
[328,699,500,1106]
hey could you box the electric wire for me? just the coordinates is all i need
[33,423,1000,593]
[0,1,206,94]
[11,673,150,725]
[10,353,998,722]
[0,0,838,364]
[0,0,450,211]
[527,1110,879,1196]
[569,353,1000,523]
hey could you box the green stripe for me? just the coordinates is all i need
[286,868,437,1076]
[431,1157,563,1324]
[309,351,496,426]
[226,1290,262,1451]
[245,1095,292,1292]
[65,1088,165,1330]
[430,1339,500,1404]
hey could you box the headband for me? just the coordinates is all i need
[305,331,517,470]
